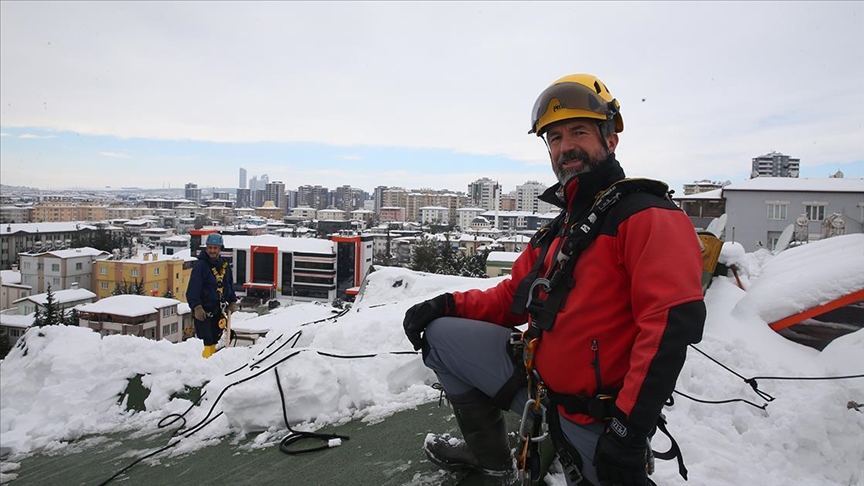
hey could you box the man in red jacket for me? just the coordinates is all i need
[403,74,706,486]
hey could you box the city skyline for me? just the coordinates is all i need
[2,3,863,196]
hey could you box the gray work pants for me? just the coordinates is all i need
[423,317,603,486]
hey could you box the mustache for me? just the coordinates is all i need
[556,148,590,166]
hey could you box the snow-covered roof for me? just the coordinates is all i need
[0,222,99,235]
[723,177,864,193]
[0,270,22,285]
[77,295,180,317]
[674,188,724,200]
[0,313,34,329]
[222,234,335,254]
[17,288,97,305]
[487,251,521,263]
[42,247,110,259]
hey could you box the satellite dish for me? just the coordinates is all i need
[705,213,728,238]
[774,224,794,254]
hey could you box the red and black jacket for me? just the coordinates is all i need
[450,156,706,436]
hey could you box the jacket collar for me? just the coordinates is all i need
[538,154,627,217]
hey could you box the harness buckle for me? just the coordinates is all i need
[524,278,551,310]
[589,394,616,421]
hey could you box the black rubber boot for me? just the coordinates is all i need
[424,401,515,482]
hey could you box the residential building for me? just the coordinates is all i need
[468,178,500,210]
[379,207,406,223]
[318,208,347,221]
[236,188,252,208]
[239,167,247,189]
[291,207,318,220]
[419,206,450,226]
[0,222,98,270]
[31,203,108,223]
[254,201,284,220]
[19,247,110,294]
[298,185,329,210]
[751,151,800,178]
[674,189,726,231]
[485,251,521,277]
[0,314,33,348]
[515,181,555,214]
[722,177,864,251]
[1,269,31,312]
[13,287,97,316]
[77,294,184,342]
[0,205,33,224]
[683,180,728,195]
[381,188,408,212]
[92,250,196,301]
[184,183,202,203]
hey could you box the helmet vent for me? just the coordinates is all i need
[594,81,602,94]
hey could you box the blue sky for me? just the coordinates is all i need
[1,2,863,195]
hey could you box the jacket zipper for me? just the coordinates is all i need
[591,338,602,391]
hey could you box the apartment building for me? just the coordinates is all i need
[77,294,184,343]
[19,247,110,294]
[92,251,195,301]
[0,222,98,270]
[31,203,108,223]
[14,287,97,316]
[0,269,31,312]
[722,177,864,251]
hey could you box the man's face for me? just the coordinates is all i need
[205,244,221,260]
[544,119,618,185]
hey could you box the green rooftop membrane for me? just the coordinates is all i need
[8,401,526,486]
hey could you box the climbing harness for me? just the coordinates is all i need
[504,178,682,484]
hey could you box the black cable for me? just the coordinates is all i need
[274,367,350,455]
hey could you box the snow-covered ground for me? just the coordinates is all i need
[1,234,863,485]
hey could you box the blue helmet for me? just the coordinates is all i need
[205,233,224,247]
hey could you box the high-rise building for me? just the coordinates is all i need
[239,168,247,189]
[184,183,202,204]
[264,181,286,213]
[235,188,251,208]
[751,151,800,178]
[516,181,554,213]
[249,176,259,192]
[468,178,500,210]
[298,185,329,210]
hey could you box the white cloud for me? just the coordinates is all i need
[337,154,364,161]
[0,2,862,189]
[17,134,55,139]
[0,132,10,137]
[99,151,130,158]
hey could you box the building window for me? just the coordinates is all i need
[766,203,787,221]
[162,324,170,336]
[53,277,60,285]
[163,308,170,317]
[76,262,83,270]
[153,282,159,290]
[154,267,160,276]
[51,264,60,272]
[171,323,178,334]
[37,263,43,270]
[100,267,107,275]
[101,282,109,290]
[804,204,826,221]
[131,268,139,277]
[23,262,31,270]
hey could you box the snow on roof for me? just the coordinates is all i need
[1,222,99,234]
[723,177,864,193]
[487,251,521,263]
[733,233,864,323]
[497,235,531,243]
[77,295,181,317]
[19,288,97,305]
[0,313,34,328]
[1,270,22,284]
[674,188,724,200]
[222,234,335,254]
[44,247,110,259]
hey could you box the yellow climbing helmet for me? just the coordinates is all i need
[529,74,624,136]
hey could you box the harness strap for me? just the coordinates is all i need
[651,414,688,480]
[546,389,618,422]
[545,405,592,486]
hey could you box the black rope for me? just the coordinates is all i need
[673,390,767,411]
[688,344,864,406]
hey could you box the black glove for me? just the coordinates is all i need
[402,293,454,350]
[594,408,651,486]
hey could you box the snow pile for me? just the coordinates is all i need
[733,233,864,323]
[1,239,863,486]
